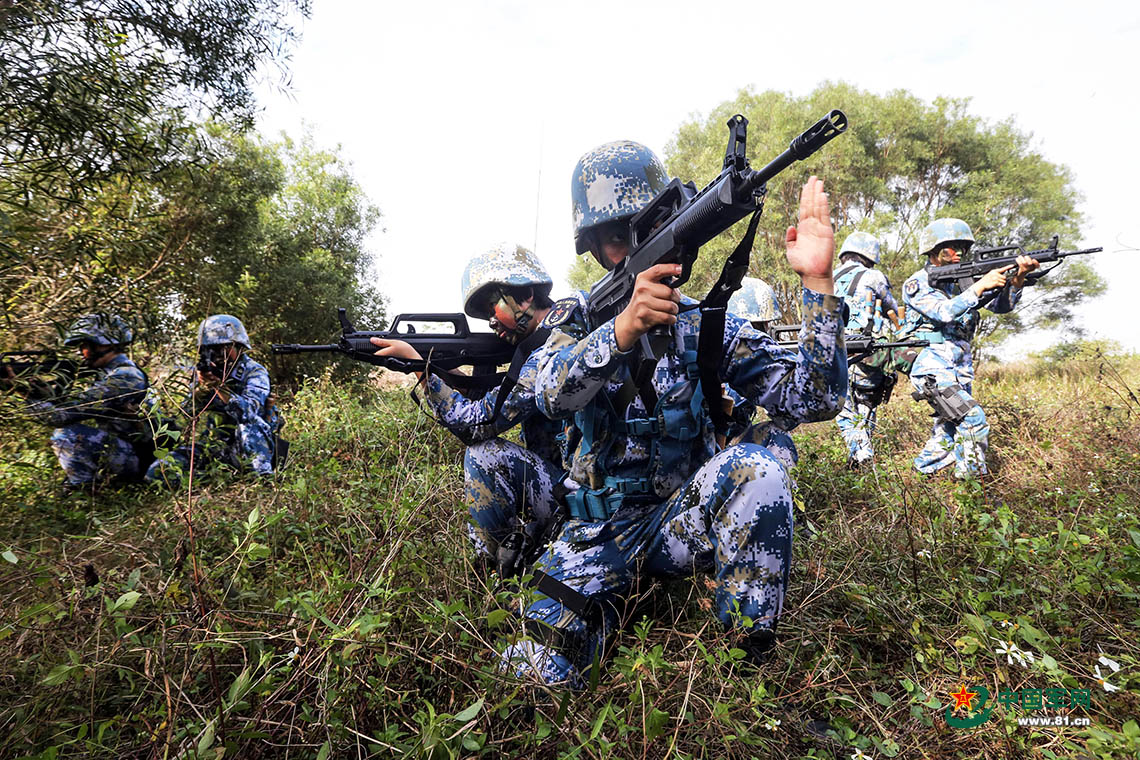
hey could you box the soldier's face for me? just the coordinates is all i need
[593,222,631,268]
[935,245,966,265]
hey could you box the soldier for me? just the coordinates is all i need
[832,231,900,466]
[499,139,847,687]
[145,314,278,485]
[9,314,149,491]
[903,219,1038,479]
[725,277,798,471]
[370,244,567,574]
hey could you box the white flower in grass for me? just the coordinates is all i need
[1098,655,1121,673]
[992,638,1034,668]
[1094,664,1121,692]
[764,717,781,732]
[999,620,1012,629]
[851,750,873,760]
[915,549,931,559]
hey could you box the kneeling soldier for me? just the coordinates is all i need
[146,315,278,485]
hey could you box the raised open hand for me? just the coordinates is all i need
[784,176,835,295]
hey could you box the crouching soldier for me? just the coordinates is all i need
[146,314,279,485]
[500,138,846,687]
[11,314,149,492]
[371,244,568,575]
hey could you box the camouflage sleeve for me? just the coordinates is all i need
[25,365,146,427]
[724,288,847,425]
[904,277,979,323]
[985,284,1021,314]
[421,361,537,443]
[222,364,270,423]
[534,316,629,419]
[868,270,899,314]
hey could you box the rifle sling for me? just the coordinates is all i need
[488,327,552,422]
[696,208,763,436]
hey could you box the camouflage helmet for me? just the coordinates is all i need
[839,231,883,265]
[197,314,251,349]
[571,140,668,255]
[728,277,782,323]
[460,243,553,321]
[63,313,134,347]
[919,218,975,257]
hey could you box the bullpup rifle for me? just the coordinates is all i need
[927,235,1102,292]
[770,325,928,365]
[272,309,514,393]
[585,110,848,360]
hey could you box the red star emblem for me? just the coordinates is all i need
[950,685,978,712]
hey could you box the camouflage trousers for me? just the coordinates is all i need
[50,424,139,485]
[145,416,275,485]
[836,363,878,464]
[733,421,798,473]
[502,443,793,687]
[910,372,989,478]
[464,438,563,559]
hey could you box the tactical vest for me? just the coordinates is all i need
[565,334,708,521]
[834,261,874,331]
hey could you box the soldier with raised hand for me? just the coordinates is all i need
[370,244,568,574]
[498,138,846,687]
[11,313,149,492]
[832,231,900,467]
[902,219,1038,479]
[146,314,279,485]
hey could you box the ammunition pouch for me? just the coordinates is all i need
[912,378,976,424]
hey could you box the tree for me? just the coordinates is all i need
[570,82,1103,344]
[1,126,385,387]
[0,0,309,213]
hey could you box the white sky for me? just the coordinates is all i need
[256,0,1140,353]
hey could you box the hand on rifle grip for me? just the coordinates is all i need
[614,264,682,353]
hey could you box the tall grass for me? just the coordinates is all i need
[1,356,1138,759]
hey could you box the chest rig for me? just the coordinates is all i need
[565,333,707,521]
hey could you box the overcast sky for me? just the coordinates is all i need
[255,0,1140,353]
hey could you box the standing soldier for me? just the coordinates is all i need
[832,231,899,466]
[499,139,846,687]
[146,314,278,485]
[12,314,149,492]
[903,219,1038,479]
[370,244,567,575]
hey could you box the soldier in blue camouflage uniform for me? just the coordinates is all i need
[832,231,900,466]
[10,314,149,490]
[903,219,1038,478]
[499,138,847,687]
[146,314,278,485]
[724,278,798,471]
[371,244,568,570]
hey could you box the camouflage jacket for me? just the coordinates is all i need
[902,266,1020,347]
[834,260,898,333]
[422,350,564,465]
[26,354,148,439]
[533,288,846,496]
[183,353,273,432]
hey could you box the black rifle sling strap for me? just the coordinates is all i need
[696,209,764,436]
[488,326,552,422]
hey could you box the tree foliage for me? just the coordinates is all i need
[0,0,309,212]
[569,82,1103,341]
[1,126,385,385]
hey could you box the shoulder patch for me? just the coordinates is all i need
[904,279,920,296]
[541,297,580,328]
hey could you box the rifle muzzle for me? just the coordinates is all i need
[790,110,848,160]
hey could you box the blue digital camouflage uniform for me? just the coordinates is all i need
[421,347,568,558]
[145,353,276,484]
[25,354,148,485]
[501,289,846,686]
[833,260,900,464]
[902,268,1019,477]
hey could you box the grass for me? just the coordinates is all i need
[1,354,1138,759]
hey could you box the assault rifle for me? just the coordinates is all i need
[1,351,82,398]
[927,235,1102,291]
[272,309,514,393]
[585,110,848,360]
[770,326,928,364]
